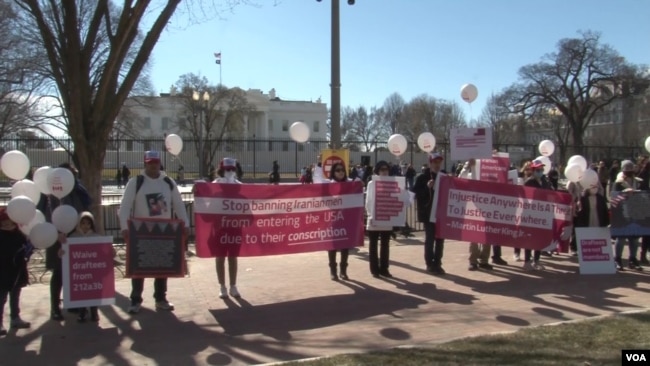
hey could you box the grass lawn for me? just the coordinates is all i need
[286,311,650,366]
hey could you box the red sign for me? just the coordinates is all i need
[435,176,573,250]
[476,153,510,183]
[62,236,116,308]
[193,182,365,257]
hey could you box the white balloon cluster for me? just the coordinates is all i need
[535,140,555,175]
[563,154,598,188]
[1,150,81,249]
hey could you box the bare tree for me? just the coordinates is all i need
[478,92,517,145]
[381,92,406,134]
[0,0,46,138]
[341,105,389,151]
[13,0,252,230]
[511,31,648,155]
[173,73,255,177]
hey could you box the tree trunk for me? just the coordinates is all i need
[73,137,108,234]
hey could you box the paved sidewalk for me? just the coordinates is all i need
[2,233,649,366]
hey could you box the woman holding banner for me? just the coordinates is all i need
[213,158,243,298]
[513,161,534,262]
[327,162,352,280]
[522,159,552,270]
[365,161,394,278]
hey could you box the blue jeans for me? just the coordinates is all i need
[423,222,445,267]
[615,237,639,260]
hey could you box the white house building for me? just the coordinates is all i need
[121,88,328,142]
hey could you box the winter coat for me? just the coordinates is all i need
[574,193,609,228]
[0,228,29,291]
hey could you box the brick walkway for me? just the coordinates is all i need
[2,233,649,366]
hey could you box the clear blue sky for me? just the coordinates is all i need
[148,0,650,122]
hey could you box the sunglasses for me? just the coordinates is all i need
[379,167,389,171]
[334,169,345,173]
[224,168,236,172]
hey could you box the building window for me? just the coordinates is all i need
[162,117,170,130]
[313,121,320,132]
[268,119,273,132]
[282,141,289,151]
[142,117,151,129]
[268,141,273,151]
[298,143,304,152]
[282,120,289,132]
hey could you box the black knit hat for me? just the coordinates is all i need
[374,160,389,174]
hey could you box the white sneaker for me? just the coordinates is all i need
[229,285,241,298]
[523,262,535,271]
[127,303,141,314]
[513,253,521,262]
[155,301,175,311]
[533,261,545,270]
[219,285,228,299]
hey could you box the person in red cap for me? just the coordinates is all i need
[119,150,190,314]
[212,157,243,299]
[0,208,31,335]
[411,152,447,275]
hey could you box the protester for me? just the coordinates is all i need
[66,212,101,322]
[119,151,190,314]
[365,161,395,278]
[513,161,533,261]
[0,208,31,335]
[404,163,416,190]
[38,163,92,321]
[458,159,494,271]
[612,160,643,271]
[411,153,446,275]
[638,160,650,264]
[327,162,353,280]
[522,159,552,270]
[212,157,243,298]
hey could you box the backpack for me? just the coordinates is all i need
[136,175,175,194]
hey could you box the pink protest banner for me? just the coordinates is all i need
[370,176,408,227]
[193,181,365,257]
[475,152,510,183]
[61,236,116,309]
[435,175,573,250]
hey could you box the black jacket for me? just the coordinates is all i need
[411,168,438,223]
[574,193,609,228]
[0,228,29,291]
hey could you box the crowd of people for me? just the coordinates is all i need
[2,150,648,335]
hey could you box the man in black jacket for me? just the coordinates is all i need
[411,153,446,275]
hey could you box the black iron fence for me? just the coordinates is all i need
[1,137,645,183]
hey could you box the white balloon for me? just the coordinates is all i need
[567,155,588,172]
[33,166,52,195]
[645,136,650,154]
[47,167,74,199]
[564,163,584,183]
[52,205,79,234]
[388,134,408,156]
[580,169,599,189]
[1,150,30,180]
[19,209,45,236]
[538,140,555,157]
[165,134,183,156]
[29,222,58,249]
[417,132,436,153]
[11,179,41,204]
[289,121,310,143]
[460,83,478,103]
[535,156,552,175]
[7,195,36,225]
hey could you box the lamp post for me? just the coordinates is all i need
[317,0,355,149]
[193,90,210,178]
